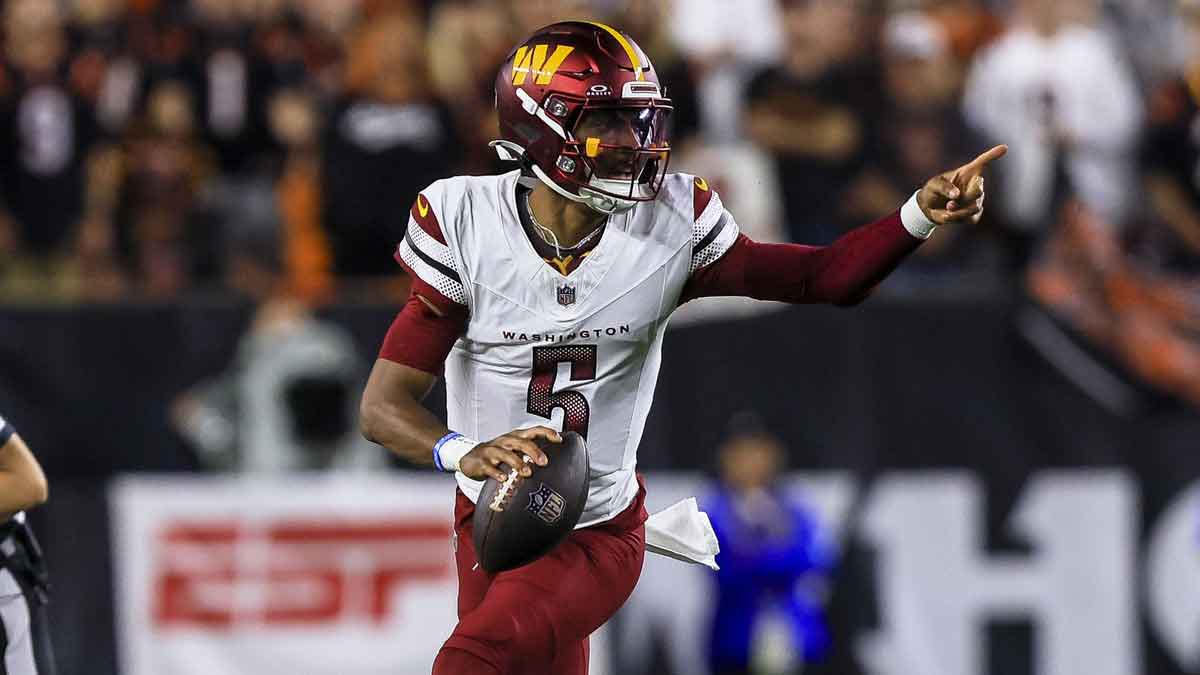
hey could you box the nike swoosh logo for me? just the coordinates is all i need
[417,195,430,218]
[694,177,709,192]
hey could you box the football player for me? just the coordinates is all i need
[359,20,1004,675]
[0,414,55,675]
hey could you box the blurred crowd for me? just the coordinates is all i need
[0,0,1195,314]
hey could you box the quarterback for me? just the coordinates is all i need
[359,20,1004,675]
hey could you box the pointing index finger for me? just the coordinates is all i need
[955,144,1008,181]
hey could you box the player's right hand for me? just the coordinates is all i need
[459,426,560,482]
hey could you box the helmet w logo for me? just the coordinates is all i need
[511,44,575,86]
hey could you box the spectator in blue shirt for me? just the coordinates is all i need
[705,421,835,675]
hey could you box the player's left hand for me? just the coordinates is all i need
[917,144,1008,226]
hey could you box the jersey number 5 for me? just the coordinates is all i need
[527,345,596,440]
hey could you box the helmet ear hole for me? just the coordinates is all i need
[556,155,577,174]
[547,97,569,117]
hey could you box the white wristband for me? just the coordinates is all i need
[900,191,937,240]
[434,432,478,473]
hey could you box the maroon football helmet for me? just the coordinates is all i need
[492,21,673,214]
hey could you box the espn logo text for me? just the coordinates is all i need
[153,519,451,628]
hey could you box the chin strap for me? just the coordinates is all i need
[530,163,636,215]
[489,139,526,162]
[489,140,637,215]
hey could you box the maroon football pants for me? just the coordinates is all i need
[432,476,648,675]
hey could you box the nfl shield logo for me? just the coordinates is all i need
[527,483,566,525]
[557,285,576,306]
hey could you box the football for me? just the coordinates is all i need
[472,431,590,573]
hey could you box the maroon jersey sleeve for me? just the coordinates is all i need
[681,210,923,306]
[378,275,468,375]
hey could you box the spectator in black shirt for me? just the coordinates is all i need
[322,12,458,277]
[113,80,217,295]
[191,0,269,175]
[0,0,105,261]
[744,0,875,245]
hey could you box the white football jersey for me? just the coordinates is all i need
[397,170,739,527]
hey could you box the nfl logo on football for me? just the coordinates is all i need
[527,483,566,524]
[557,285,576,306]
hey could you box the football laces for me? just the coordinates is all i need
[489,455,533,513]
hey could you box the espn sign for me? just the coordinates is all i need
[154,520,449,628]
[112,475,461,675]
